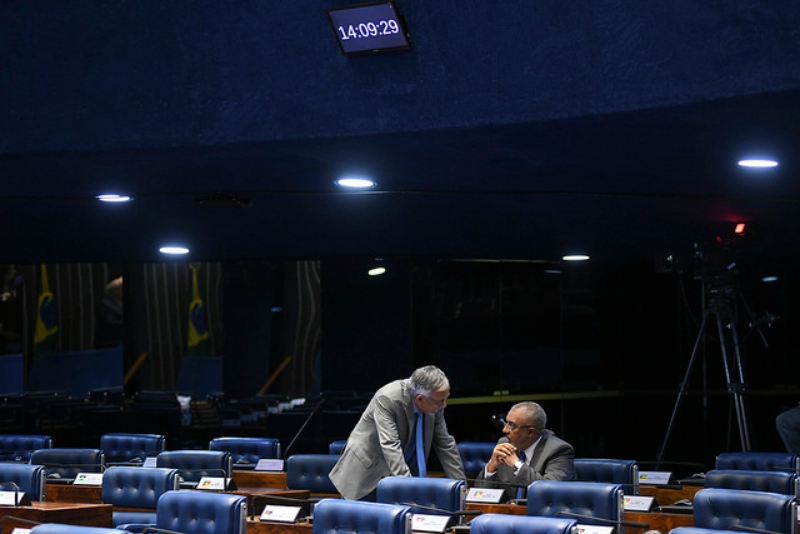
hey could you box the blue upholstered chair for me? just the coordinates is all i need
[312,499,412,534]
[692,488,797,534]
[30,524,122,534]
[715,452,799,473]
[470,513,579,534]
[457,441,495,476]
[100,432,165,463]
[526,481,624,528]
[670,528,746,534]
[329,440,347,455]
[101,466,180,526]
[376,476,466,524]
[155,490,247,534]
[574,458,639,495]
[209,436,281,467]
[0,434,52,462]
[0,462,46,502]
[286,454,340,495]
[29,447,104,481]
[156,449,232,485]
[703,469,799,497]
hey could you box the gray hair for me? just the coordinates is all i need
[511,401,547,431]
[410,365,450,397]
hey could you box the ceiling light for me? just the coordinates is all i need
[96,194,133,202]
[368,266,386,276]
[159,246,190,255]
[562,254,590,261]
[761,276,778,283]
[336,178,376,188]
[738,159,778,168]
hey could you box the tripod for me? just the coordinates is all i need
[656,275,752,467]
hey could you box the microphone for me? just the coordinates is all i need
[143,528,187,534]
[282,398,326,462]
[729,525,784,534]
[398,501,482,517]
[554,510,650,530]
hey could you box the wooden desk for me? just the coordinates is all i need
[46,483,102,504]
[233,471,288,489]
[247,519,313,534]
[0,502,112,534]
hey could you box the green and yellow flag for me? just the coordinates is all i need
[33,264,58,353]
[187,264,210,356]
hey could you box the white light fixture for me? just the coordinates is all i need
[761,276,778,283]
[96,193,133,202]
[159,246,190,255]
[336,177,376,188]
[368,266,386,276]
[562,254,590,261]
[738,159,778,168]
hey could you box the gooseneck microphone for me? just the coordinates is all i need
[282,398,326,462]
[398,501,482,517]
[729,524,784,534]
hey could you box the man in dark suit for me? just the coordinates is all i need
[474,401,575,501]
[329,365,466,500]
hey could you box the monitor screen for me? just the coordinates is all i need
[326,1,411,55]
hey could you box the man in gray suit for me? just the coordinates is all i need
[474,401,575,502]
[329,365,466,500]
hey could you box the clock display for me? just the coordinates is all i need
[327,1,411,55]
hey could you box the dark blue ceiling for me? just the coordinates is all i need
[1,1,799,266]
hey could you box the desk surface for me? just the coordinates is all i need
[0,502,113,534]
[639,483,703,504]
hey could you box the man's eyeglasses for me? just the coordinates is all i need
[502,419,534,431]
[425,395,448,408]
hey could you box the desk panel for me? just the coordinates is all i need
[0,502,112,534]
[639,484,702,504]
[247,519,313,534]
[46,484,102,504]
[234,471,287,489]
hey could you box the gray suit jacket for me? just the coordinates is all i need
[473,430,576,502]
[329,378,466,500]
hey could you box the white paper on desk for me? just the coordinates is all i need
[260,505,302,523]
[412,514,450,533]
[256,459,284,471]
[466,487,505,503]
[74,472,104,485]
[576,525,614,534]
[624,495,656,512]
[639,471,672,485]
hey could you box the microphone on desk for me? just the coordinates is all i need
[554,510,651,530]
[0,480,29,506]
[143,527,187,534]
[281,398,326,464]
[398,502,481,528]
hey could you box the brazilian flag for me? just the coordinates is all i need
[33,264,58,353]
[187,264,210,356]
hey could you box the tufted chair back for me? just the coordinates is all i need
[209,436,281,466]
[0,462,46,501]
[312,499,412,534]
[29,448,104,481]
[715,452,799,473]
[329,440,347,455]
[31,524,123,534]
[101,466,180,526]
[156,449,232,483]
[377,476,466,523]
[704,469,799,497]
[100,433,165,463]
[574,458,639,495]
[0,434,52,462]
[526,481,624,528]
[286,454,340,495]
[157,490,247,534]
[457,442,495,476]
[692,488,797,534]
[470,513,579,534]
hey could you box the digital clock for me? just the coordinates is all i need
[326,1,411,55]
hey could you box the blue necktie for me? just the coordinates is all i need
[516,451,526,499]
[416,412,426,477]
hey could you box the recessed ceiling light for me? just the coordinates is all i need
[562,254,590,261]
[368,266,386,276]
[738,159,778,168]
[336,178,376,188]
[761,276,778,283]
[159,246,190,255]
[96,194,133,202]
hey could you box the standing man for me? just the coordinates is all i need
[474,401,575,502]
[329,365,466,500]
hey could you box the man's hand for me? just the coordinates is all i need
[486,442,520,472]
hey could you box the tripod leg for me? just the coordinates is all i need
[715,309,752,451]
[657,307,711,468]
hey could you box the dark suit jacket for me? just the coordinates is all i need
[473,430,576,501]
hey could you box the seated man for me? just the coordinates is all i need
[473,401,575,502]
